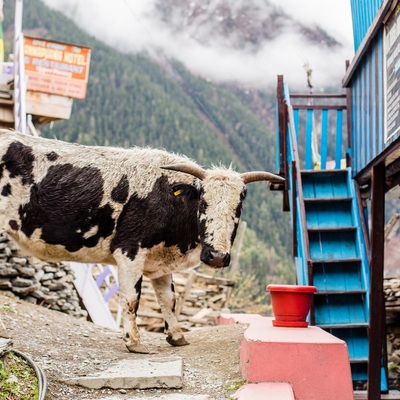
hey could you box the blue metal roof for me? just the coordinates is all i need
[350,0,384,50]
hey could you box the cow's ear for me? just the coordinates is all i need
[171,183,200,200]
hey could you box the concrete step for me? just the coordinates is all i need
[220,313,354,400]
[233,382,294,400]
[62,357,183,390]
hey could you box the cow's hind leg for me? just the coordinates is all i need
[151,274,189,346]
[114,251,148,353]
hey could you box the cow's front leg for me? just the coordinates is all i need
[114,251,148,353]
[151,274,189,346]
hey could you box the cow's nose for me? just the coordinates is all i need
[209,251,231,268]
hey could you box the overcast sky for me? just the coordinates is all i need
[41,0,354,90]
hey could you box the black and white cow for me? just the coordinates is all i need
[0,130,283,352]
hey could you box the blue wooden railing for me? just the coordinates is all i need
[276,76,350,286]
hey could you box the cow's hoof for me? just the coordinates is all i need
[166,334,190,347]
[126,342,150,354]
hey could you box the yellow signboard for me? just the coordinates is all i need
[24,36,91,99]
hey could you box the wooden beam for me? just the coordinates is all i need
[345,61,353,168]
[292,105,347,110]
[355,136,400,187]
[368,162,386,400]
[291,161,297,258]
[277,76,290,212]
[290,94,346,99]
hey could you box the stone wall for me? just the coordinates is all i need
[0,233,87,319]
[385,278,400,390]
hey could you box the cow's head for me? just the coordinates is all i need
[161,163,284,268]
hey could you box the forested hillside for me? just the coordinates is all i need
[3,0,294,311]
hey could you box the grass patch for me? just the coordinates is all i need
[0,352,39,400]
[225,379,245,391]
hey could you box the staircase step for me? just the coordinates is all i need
[305,200,354,229]
[301,170,349,199]
[354,389,400,399]
[319,323,369,329]
[233,382,295,400]
[315,290,366,295]
[322,326,369,366]
[313,261,364,292]
[350,358,369,364]
[309,231,359,260]
[314,293,367,325]
[351,366,389,392]
[304,197,352,202]
[308,227,357,233]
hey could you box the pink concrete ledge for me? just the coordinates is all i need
[219,314,354,400]
[219,313,264,326]
[233,382,294,400]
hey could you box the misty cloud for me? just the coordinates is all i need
[41,0,354,90]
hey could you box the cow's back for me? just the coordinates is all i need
[0,130,197,264]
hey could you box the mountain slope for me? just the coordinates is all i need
[3,0,294,306]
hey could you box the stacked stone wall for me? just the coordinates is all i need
[0,233,87,318]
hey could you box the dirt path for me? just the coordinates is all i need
[0,292,246,399]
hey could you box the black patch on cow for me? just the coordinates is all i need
[171,281,176,313]
[198,196,208,244]
[230,188,246,243]
[111,176,200,260]
[19,163,115,252]
[134,276,143,302]
[111,175,129,204]
[2,142,35,185]
[46,151,59,161]
[9,220,19,231]
[1,183,11,196]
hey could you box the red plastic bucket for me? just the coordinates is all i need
[267,284,317,327]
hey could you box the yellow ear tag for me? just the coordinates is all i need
[174,189,182,196]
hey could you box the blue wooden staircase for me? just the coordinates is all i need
[302,169,376,386]
[275,76,388,391]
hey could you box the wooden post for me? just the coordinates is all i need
[367,162,386,400]
[277,75,289,211]
[223,221,247,308]
[229,221,247,281]
[174,270,197,318]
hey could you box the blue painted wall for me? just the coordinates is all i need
[348,1,400,176]
[350,0,384,50]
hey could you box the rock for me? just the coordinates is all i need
[9,257,28,265]
[62,303,74,311]
[11,277,35,287]
[30,290,57,303]
[43,265,58,273]
[15,265,36,278]
[0,279,12,289]
[12,283,40,295]
[48,282,68,291]
[35,269,45,281]
[0,267,18,277]
[54,271,67,279]
[41,273,54,281]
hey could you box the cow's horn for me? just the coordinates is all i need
[241,171,285,184]
[161,163,207,180]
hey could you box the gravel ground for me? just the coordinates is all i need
[0,292,246,399]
